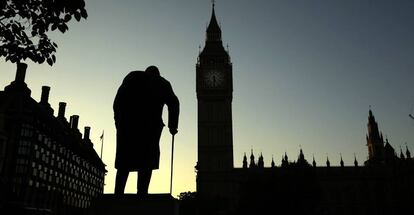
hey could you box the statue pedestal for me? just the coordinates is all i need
[89,194,179,215]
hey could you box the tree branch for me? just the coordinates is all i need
[1,0,87,65]
[0,20,6,27]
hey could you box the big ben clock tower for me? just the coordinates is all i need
[196,2,234,198]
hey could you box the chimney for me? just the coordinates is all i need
[69,116,74,127]
[84,126,91,140]
[70,115,79,129]
[5,62,31,95]
[58,102,66,118]
[15,62,27,83]
[40,86,50,104]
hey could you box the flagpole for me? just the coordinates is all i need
[100,130,104,160]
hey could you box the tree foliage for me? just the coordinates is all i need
[178,191,197,201]
[0,0,87,66]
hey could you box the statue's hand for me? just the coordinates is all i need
[169,128,178,135]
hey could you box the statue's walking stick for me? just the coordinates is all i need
[170,134,175,195]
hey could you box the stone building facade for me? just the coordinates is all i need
[0,63,106,214]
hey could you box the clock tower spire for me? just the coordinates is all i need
[197,2,232,95]
[206,1,221,42]
[196,2,233,176]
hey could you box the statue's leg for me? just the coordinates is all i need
[115,169,129,195]
[137,169,153,196]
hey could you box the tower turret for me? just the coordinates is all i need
[406,145,411,159]
[354,154,359,167]
[281,152,289,167]
[242,153,248,168]
[206,3,221,42]
[258,153,264,168]
[384,138,396,164]
[249,149,256,168]
[312,155,316,167]
[400,146,406,160]
[326,156,330,168]
[366,109,385,162]
[297,148,309,166]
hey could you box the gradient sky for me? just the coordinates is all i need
[1,0,414,197]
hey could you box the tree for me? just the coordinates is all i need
[0,0,87,66]
[178,192,197,215]
[178,191,197,201]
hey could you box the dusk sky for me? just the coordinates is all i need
[1,0,414,197]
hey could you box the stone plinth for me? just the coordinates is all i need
[89,194,179,215]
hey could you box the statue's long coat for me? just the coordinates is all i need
[113,71,179,170]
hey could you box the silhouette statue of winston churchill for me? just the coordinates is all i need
[113,65,179,195]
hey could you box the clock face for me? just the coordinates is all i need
[204,69,224,88]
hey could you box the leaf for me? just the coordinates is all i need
[28,54,37,63]
[64,14,72,22]
[52,55,56,63]
[21,30,28,39]
[74,11,81,21]
[10,57,17,63]
[57,24,67,33]
[11,24,19,34]
[51,23,57,31]
[38,57,45,64]
[47,58,53,66]
[80,9,88,19]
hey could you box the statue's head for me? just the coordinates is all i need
[145,65,160,76]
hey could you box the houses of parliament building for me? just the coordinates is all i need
[0,3,413,215]
[196,4,414,215]
[0,63,106,214]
